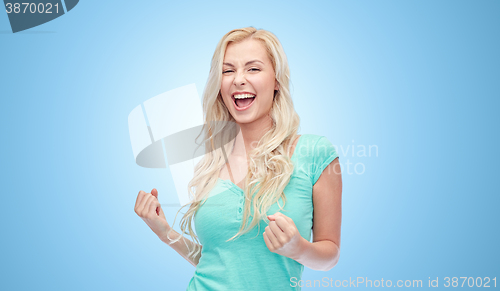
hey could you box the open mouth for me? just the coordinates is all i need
[232,94,256,110]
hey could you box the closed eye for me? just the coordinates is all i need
[223,68,260,73]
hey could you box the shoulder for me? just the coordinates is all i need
[296,134,336,156]
[297,134,339,185]
[296,134,323,151]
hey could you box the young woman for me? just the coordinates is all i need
[134,27,343,290]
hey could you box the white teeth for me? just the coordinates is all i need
[233,93,256,99]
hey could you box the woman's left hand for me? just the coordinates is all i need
[263,212,305,261]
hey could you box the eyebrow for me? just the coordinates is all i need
[223,60,264,67]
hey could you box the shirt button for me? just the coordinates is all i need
[238,208,242,213]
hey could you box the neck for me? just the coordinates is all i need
[232,115,273,158]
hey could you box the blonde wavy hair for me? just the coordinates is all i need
[165,27,301,262]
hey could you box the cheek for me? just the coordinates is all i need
[252,74,274,92]
[263,94,274,109]
[221,76,232,88]
[220,79,230,98]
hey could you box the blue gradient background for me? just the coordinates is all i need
[1,0,498,290]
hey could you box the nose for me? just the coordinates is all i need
[233,70,246,86]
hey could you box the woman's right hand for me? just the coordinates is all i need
[134,188,171,241]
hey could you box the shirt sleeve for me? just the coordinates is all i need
[311,136,339,185]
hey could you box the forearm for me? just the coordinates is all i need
[293,237,340,271]
[159,227,202,267]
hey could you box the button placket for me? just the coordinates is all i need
[237,192,244,219]
[219,178,245,220]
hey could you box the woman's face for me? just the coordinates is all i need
[220,38,279,126]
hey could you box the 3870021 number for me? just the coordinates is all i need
[5,3,60,14]
[443,277,496,287]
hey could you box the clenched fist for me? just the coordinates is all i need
[134,188,170,241]
[263,212,305,261]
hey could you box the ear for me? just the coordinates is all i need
[274,80,279,92]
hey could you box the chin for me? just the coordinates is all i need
[233,116,255,125]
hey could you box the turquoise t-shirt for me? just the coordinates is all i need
[186,134,339,291]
